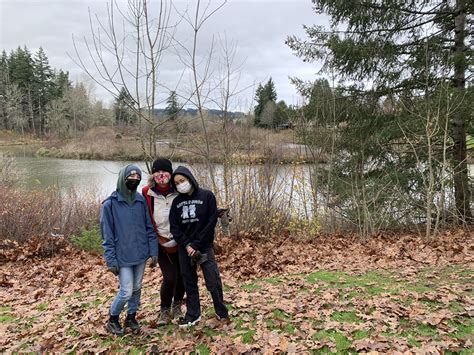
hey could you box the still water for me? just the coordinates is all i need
[6,155,474,202]
[10,157,154,198]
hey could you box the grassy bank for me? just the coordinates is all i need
[0,127,319,164]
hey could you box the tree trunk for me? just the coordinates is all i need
[452,0,472,223]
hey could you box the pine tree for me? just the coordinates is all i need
[8,47,35,132]
[165,90,180,121]
[287,0,473,223]
[254,78,278,127]
[0,50,8,129]
[33,47,54,134]
[114,88,136,125]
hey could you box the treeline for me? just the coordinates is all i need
[0,46,112,137]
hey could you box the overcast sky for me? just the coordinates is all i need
[0,0,327,110]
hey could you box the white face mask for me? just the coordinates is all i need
[177,181,192,194]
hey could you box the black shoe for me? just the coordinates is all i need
[106,315,124,336]
[178,314,201,328]
[124,313,141,333]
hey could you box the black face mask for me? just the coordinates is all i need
[125,179,140,191]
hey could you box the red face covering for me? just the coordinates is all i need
[154,172,171,185]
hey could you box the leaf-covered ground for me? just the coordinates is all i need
[1,230,473,353]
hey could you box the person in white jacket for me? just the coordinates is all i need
[142,158,184,325]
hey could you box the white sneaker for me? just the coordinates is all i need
[178,315,201,328]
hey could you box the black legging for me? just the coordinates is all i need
[158,247,185,309]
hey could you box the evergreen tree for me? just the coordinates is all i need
[165,90,180,120]
[8,47,35,132]
[254,78,277,127]
[33,47,54,134]
[287,0,473,223]
[114,88,136,125]
[8,46,34,90]
[274,100,289,128]
[0,50,8,129]
[52,69,71,99]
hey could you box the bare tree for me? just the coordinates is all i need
[71,0,178,170]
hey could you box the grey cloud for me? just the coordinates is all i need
[1,0,326,109]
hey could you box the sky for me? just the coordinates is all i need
[0,0,327,111]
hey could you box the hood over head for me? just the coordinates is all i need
[117,164,142,205]
[171,166,199,191]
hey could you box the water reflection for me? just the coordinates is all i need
[11,157,148,198]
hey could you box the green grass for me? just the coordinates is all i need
[240,329,256,344]
[400,322,439,347]
[448,301,465,313]
[285,324,297,335]
[307,270,345,284]
[330,311,361,323]
[306,269,401,297]
[0,306,12,313]
[353,329,371,340]
[273,309,291,321]
[312,329,354,353]
[36,302,49,311]
[0,314,17,323]
[448,318,474,339]
[241,283,262,291]
[193,343,210,355]
[66,326,81,337]
[262,277,283,285]
[0,306,16,323]
[203,307,216,317]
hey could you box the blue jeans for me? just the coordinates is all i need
[110,262,146,316]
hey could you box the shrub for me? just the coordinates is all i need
[0,155,22,187]
[0,185,100,243]
[70,225,103,254]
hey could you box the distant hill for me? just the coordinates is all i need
[153,108,246,119]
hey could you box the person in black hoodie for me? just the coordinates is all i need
[169,166,229,327]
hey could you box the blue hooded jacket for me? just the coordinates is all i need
[100,164,158,268]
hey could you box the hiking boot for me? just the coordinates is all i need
[216,314,231,324]
[124,313,141,333]
[157,308,171,326]
[171,302,183,319]
[178,314,201,328]
[106,315,124,336]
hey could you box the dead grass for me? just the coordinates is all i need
[17,125,318,164]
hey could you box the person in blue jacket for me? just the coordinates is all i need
[169,166,229,328]
[100,164,158,335]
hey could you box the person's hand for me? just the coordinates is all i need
[186,245,196,256]
[150,256,158,268]
[108,266,119,276]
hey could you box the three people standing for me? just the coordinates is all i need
[100,161,228,334]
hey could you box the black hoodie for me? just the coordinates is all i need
[169,166,218,251]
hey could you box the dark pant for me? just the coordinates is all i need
[158,247,185,309]
[178,246,228,319]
